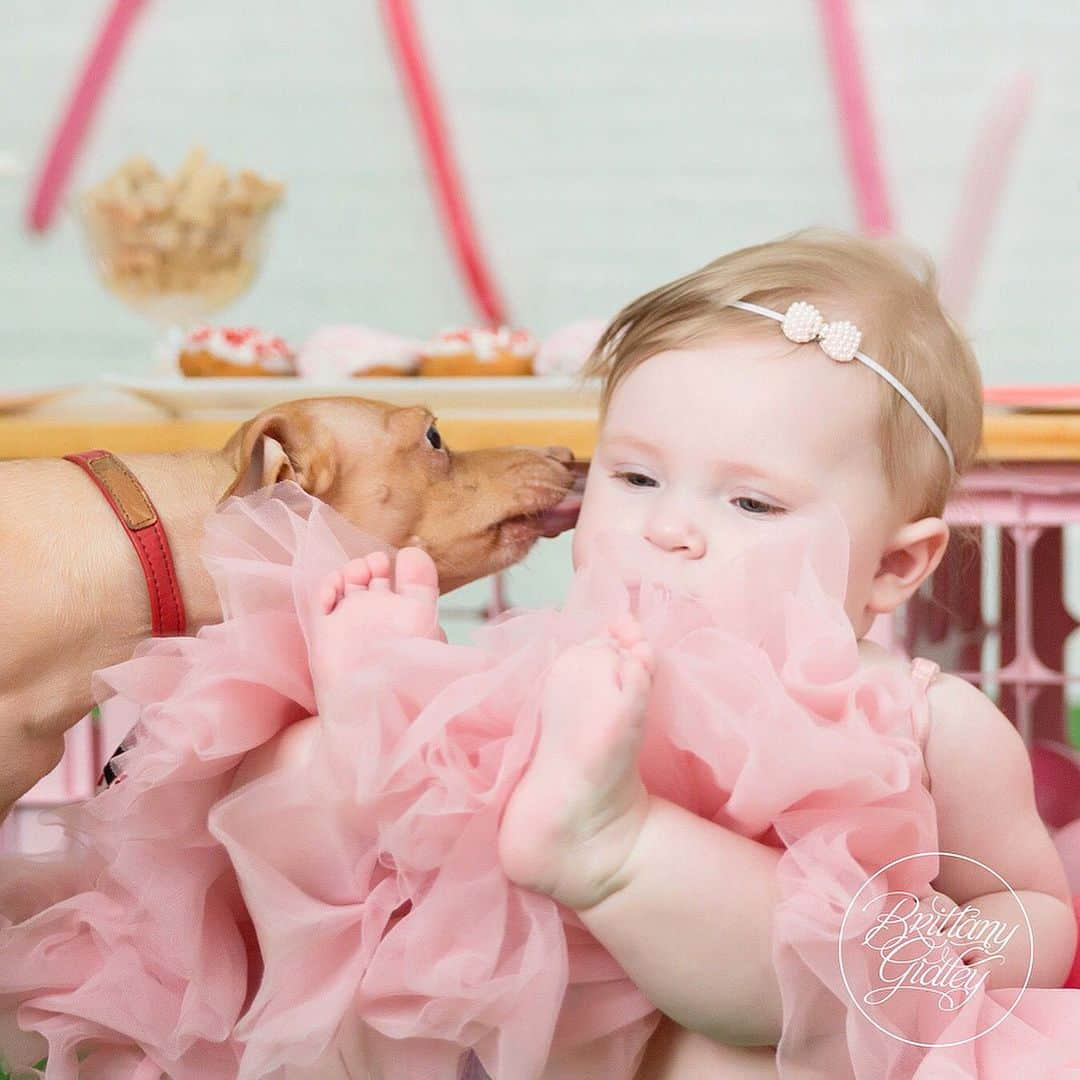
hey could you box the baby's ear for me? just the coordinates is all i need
[220,403,337,502]
[868,517,950,614]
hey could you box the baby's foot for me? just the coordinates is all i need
[310,547,446,688]
[498,613,655,911]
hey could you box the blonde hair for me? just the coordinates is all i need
[579,226,984,520]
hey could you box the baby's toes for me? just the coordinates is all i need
[618,645,653,708]
[608,614,643,649]
[629,638,654,674]
[364,549,393,591]
[548,637,616,689]
[394,546,440,607]
[317,570,346,615]
[341,556,374,593]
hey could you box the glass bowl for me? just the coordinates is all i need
[74,159,282,373]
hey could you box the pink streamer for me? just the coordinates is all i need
[938,72,1034,322]
[816,0,893,234]
[26,0,149,233]
[379,0,508,328]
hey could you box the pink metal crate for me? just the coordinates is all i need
[905,463,1080,746]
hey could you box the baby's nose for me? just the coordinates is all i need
[644,515,706,559]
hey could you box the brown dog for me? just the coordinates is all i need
[0,396,584,821]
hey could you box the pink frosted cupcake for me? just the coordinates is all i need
[177,325,296,377]
[297,325,422,379]
[532,319,609,377]
[419,326,536,376]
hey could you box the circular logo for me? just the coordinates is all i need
[838,851,1033,1047]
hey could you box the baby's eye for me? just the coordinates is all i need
[733,495,784,516]
[613,470,658,488]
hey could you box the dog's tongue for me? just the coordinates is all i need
[535,491,583,537]
[535,460,588,537]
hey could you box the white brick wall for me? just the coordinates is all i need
[1,10,1078,842]
[2,1,1077,387]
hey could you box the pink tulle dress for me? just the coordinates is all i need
[3,481,1080,1079]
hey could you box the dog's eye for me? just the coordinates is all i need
[425,424,443,451]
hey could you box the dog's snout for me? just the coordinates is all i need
[542,445,575,465]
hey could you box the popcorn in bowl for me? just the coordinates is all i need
[77,147,284,322]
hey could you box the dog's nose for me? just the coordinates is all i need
[543,445,575,464]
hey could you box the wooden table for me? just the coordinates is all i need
[2,410,1080,461]
[4,399,1080,855]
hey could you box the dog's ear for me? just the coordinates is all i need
[219,404,337,502]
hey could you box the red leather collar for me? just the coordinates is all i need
[64,449,186,636]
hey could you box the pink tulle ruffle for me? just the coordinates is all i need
[2,482,1080,1079]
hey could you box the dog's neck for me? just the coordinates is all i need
[0,451,242,746]
[113,450,238,634]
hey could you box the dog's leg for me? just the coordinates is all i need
[0,720,66,827]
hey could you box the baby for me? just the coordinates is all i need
[244,227,1078,1076]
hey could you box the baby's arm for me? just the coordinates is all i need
[922,674,1077,989]
[576,674,1080,1050]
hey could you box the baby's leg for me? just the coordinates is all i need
[228,714,320,793]
[634,1017,778,1080]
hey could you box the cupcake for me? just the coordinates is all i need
[419,326,536,377]
[532,319,609,377]
[177,325,296,377]
[297,325,421,379]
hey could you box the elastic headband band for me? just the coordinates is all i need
[728,299,956,473]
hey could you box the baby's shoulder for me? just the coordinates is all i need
[854,642,1022,777]
[854,639,934,690]
[920,672,1034,813]
[922,670,1013,748]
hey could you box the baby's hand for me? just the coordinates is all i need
[498,614,654,911]
[310,547,447,689]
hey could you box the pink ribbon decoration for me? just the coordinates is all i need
[815,0,893,235]
[379,0,508,328]
[25,0,149,233]
[938,72,1034,322]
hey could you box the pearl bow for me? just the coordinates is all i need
[727,297,956,473]
[780,301,862,363]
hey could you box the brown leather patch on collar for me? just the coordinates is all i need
[88,454,158,530]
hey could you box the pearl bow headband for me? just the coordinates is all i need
[728,299,956,473]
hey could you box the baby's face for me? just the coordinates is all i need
[571,329,907,633]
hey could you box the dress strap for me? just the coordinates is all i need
[909,657,940,792]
